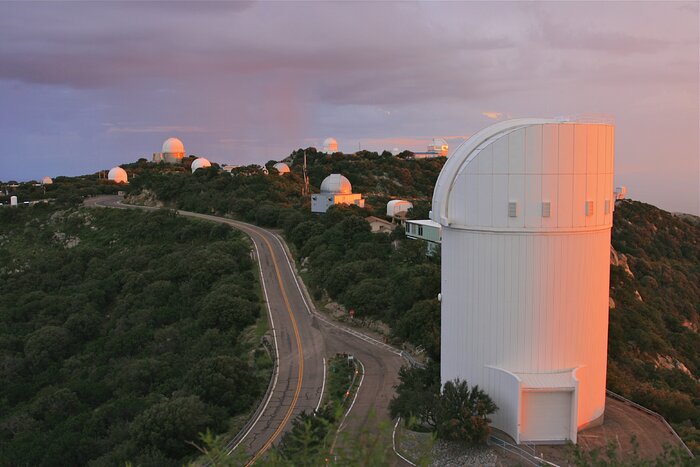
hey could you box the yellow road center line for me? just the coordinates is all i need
[245,232,304,466]
[139,212,304,465]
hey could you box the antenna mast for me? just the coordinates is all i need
[302,150,309,196]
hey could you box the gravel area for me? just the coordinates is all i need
[397,424,499,466]
[430,440,498,467]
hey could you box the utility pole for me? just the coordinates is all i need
[302,150,309,196]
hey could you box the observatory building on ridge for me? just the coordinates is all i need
[153,137,186,163]
[311,174,364,213]
[108,167,128,184]
[191,157,211,173]
[323,137,339,153]
[273,162,290,175]
[413,137,449,159]
[432,118,615,444]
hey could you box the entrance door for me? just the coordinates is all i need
[520,390,573,442]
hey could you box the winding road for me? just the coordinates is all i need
[86,196,410,465]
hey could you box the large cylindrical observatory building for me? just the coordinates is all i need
[431,118,615,444]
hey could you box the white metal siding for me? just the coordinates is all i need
[437,121,614,443]
[441,228,610,437]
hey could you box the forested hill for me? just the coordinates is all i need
[0,205,270,465]
[127,150,445,221]
[123,153,700,452]
[607,200,700,451]
[3,151,699,454]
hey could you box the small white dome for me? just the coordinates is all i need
[191,157,212,173]
[108,167,128,183]
[320,174,352,194]
[273,162,290,175]
[387,199,413,217]
[41,176,53,185]
[323,137,339,153]
[162,137,185,154]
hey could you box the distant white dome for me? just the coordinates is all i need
[162,137,185,154]
[41,176,53,185]
[387,199,413,217]
[323,137,339,153]
[320,174,352,194]
[191,157,212,173]
[108,167,128,184]
[273,162,290,175]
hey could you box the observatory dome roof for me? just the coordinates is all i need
[162,137,185,154]
[431,118,614,232]
[41,176,53,185]
[323,137,337,147]
[191,157,212,173]
[320,174,352,194]
[273,162,290,174]
[108,167,128,184]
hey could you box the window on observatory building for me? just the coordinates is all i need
[585,200,595,217]
[508,201,518,218]
[542,202,551,218]
[418,226,424,236]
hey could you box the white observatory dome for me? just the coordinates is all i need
[387,199,413,217]
[41,176,53,185]
[162,137,185,154]
[191,157,212,173]
[433,118,615,445]
[273,162,290,175]
[108,167,128,184]
[320,174,352,194]
[323,137,339,153]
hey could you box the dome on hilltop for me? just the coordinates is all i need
[162,137,185,154]
[320,174,352,194]
[387,199,413,217]
[323,137,339,153]
[273,162,290,175]
[41,176,53,185]
[191,157,212,173]
[108,167,128,184]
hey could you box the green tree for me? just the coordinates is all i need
[434,379,497,444]
[390,364,440,430]
[276,408,335,465]
[130,395,215,459]
[186,355,259,413]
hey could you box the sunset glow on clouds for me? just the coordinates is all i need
[482,112,504,120]
[0,1,697,214]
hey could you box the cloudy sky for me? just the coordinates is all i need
[0,1,698,214]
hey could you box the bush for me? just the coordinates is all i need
[434,379,497,444]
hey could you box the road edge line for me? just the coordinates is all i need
[392,417,418,466]
[316,357,326,413]
[227,235,280,455]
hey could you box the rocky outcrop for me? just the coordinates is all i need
[610,245,634,278]
[125,189,163,208]
[654,354,695,379]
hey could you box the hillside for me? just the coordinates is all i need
[123,152,700,452]
[120,153,700,451]
[4,151,698,456]
[608,200,700,452]
[0,205,270,465]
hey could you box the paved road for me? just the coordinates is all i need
[86,196,410,466]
